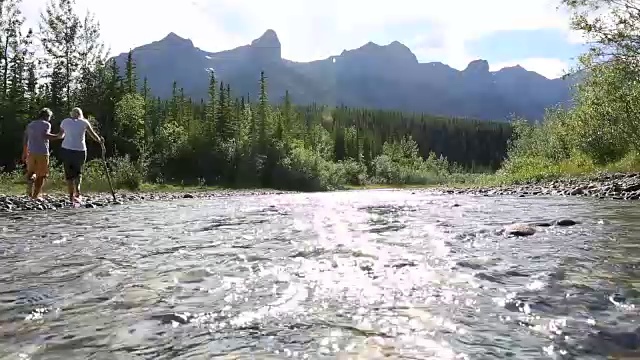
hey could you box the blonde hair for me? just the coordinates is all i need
[70,107,84,119]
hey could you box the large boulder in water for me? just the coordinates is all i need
[504,223,536,237]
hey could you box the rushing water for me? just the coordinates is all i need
[1,189,640,359]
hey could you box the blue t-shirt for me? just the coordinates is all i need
[27,120,52,155]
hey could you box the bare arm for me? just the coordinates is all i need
[57,120,66,140]
[44,123,61,140]
[85,120,103,143]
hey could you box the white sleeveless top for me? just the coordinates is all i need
[60,118,90,151]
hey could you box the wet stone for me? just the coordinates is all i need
[435,172,640,202]
[455,260,486,270]
[528,221,553,227]
[555,219,578,227]
[0,189,293,213]
[504,223,536,237]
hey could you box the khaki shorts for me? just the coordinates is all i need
[26,153,49,178]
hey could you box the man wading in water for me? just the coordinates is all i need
[58,107,104,204]
[22,108,62,200]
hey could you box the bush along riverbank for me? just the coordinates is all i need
[0,135,487,199]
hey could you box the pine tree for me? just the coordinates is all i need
[215,81,226,142]
[141,77,150,102]
[281,90,293,142]
[205,70,217,127]
[0,0,32,168]
[25,61,38,113]
[0,0,26,102]
[169,81,179,123]
[125,50,137,94]
[39,0,83,109]
[75,9,105,111]
[225,83,235,138]
[0,0,521,192]
[333,125,346,161]
[7,19,33,115]
[362,137,372,169]
[257,71,269,154]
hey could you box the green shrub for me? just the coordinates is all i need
[337,159,368,186]
[110,155,144,190]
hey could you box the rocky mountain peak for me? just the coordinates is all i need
[250,29,282,60]
[464,59,490,73]
[159,32,194,48]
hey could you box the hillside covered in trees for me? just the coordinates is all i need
[498,0,640,183]
[0,0,514,191]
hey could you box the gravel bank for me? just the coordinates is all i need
[0,189,294,213]
[439,172,640,200]
[4,172,640,213]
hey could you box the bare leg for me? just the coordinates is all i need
[33,176,46,199]
[74,176,82,200]
[26,172,35,198]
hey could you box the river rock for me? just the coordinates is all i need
[555,219,578,226]
[504,223,536,237]
[0,189,293,214]
[436,171,640,202]
[528,221,553,227]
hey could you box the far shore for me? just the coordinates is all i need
[2,171,640,213]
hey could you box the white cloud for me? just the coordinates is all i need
[20,0,246,55]
[490,58,570,79]
[19,0,583,74]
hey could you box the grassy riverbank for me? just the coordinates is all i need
[4,154,640,196]
[0,171,465,196]
[0,179,228,196]
[0,158,231,196]
[0,141,489,195]
[5,134,640,197]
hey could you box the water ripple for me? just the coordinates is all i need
[1,190,640,359]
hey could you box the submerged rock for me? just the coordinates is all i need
[528,221,553,227]
[555,219,579,226]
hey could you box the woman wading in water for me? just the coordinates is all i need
[22,108,62,199]
[59,107,104,203]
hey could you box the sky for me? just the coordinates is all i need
[19,0,588,79]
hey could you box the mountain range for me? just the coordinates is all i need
[112,29,578,121]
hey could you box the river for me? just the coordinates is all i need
[1,189,639,359]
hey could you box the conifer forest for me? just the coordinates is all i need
[0,0,514,191]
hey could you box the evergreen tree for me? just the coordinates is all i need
[125,50,137,94]
[205,70,217,131]
[39,0,83,109]
[257,71,269,155]
[0,0,519,190]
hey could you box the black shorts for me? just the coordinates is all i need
[60,148,87,181]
